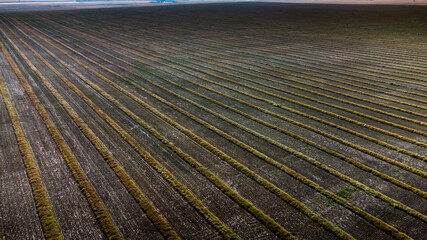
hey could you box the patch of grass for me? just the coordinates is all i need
[336,188,360,199]
[408,145,424,154]
[70,38,83,44]
[325,196,335,206]
[29,71,38,79]
[114,75,131,86]
[325,188,360,206]
[135,66,151,74]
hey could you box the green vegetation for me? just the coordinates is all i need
[336,188,360,199]
[70,38,83,44]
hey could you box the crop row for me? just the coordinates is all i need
[165,46,427,118]
[5,14,426,238]
[168,26,427,70]
[2,8,426,239]
[59,9,427,67]
[265,37,427,63]
[0,25,127,240]
[24,15,427,207]
[15,17,362,239]
[70,14,427,92]
[9,16,424,238]
[61,21,427,171]
[134,46,427,137]
[153,28,427,103]
[32,15,427,178]
[262,38,427,73]
[113,22,427,101]
[18,16,352,238]
[181,32,427,82]
[201,37,427,90]
[0,21,184,240]
[38,14,427,118]
[2,18,247,240]
[0,48,61,239]
[31,12,422,180]
[240,36,427,74]
[69,10,427,67]
[46,13,427,202]
[41,16,427,147]
[21,18,370,239]
[63,19,425,124]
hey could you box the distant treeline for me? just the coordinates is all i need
[74,0,188,2]
[75,0,147,1]
[0,0,74,2]
[75,0,154,1]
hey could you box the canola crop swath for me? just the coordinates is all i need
[0,4,426,240]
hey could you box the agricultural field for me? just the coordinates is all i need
[0,2,426,239]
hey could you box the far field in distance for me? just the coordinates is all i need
[0,2,426,239]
